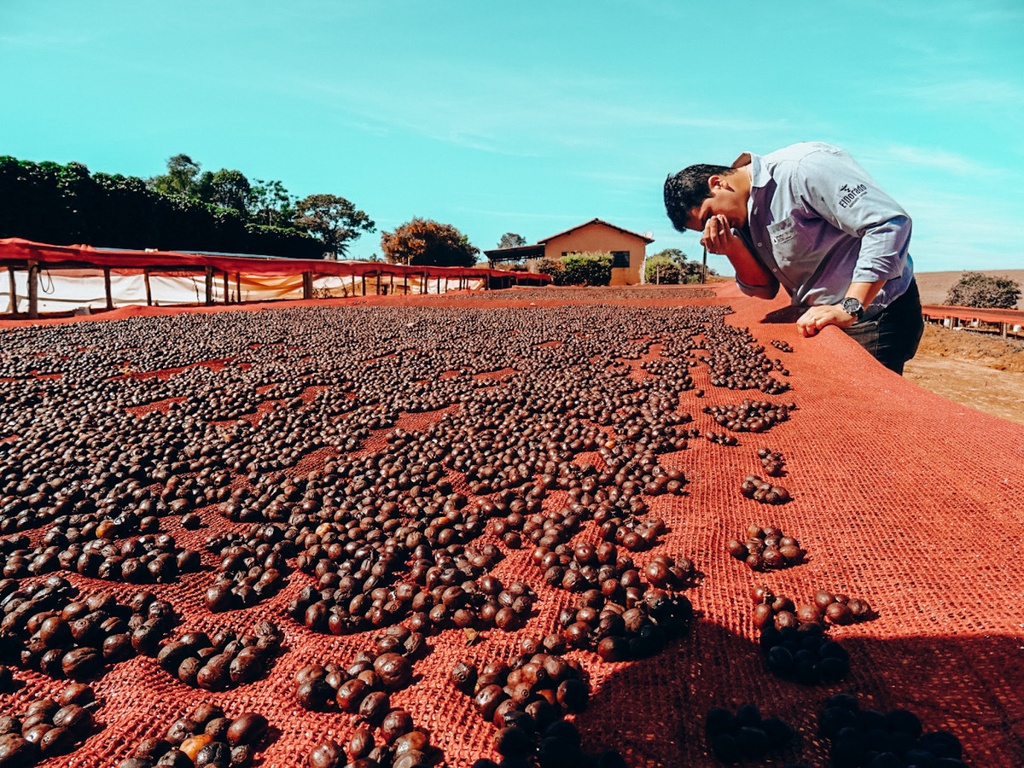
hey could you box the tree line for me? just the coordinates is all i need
[2,152,716,276]
[0,153,492,265]
[0,154,376,260]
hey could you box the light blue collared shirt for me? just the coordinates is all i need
[734,142,914,320]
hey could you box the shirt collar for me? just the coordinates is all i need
[734,151,768,189]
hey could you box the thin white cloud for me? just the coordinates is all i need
[895,78,1024,108]
[896,189,1024,271]
[286,61,779,157]
[570,170,653,188]
[451,207,588,222]
[863,0,1024,25]
[0,32,93,48]
[880,145,994,177]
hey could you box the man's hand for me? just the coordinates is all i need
[700,214,740,255]
[796,304,857,336]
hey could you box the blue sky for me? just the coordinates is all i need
[2,0,1022,273]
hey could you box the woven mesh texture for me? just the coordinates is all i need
[1,283,1023,768]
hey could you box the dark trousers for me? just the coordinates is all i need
[844,279,924,375]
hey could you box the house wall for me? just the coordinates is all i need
[543,222,646,285]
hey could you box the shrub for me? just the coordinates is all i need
[534,257,566,285]
[561,252,612,286]
[945,272,1022,309]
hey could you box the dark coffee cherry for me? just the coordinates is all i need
[495,726,532,758]
[308,740,345,768]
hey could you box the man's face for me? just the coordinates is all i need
[683,175,749,231]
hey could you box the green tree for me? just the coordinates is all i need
[294,194,375,258]
[148,154,202,197]
[645,250,686,284]
[251,178,296,227]
[946,272,1022,309]
[645,248,716,284]
[195,169,253,216]
[561,252,612,286]
[0,153,323,257]
[380,218,479,267]
[498,232,527,249]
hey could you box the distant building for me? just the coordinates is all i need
[484,218,654,286]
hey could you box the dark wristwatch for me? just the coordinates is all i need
[840,297,864,321]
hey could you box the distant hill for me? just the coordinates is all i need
[915,270,1024,310]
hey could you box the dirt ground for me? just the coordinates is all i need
[904,323,1024,425]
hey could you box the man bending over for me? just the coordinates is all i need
[664,142,923,374]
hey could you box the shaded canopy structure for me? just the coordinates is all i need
[0,238,550,317]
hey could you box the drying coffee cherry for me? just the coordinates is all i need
[818,693,966,768]
[3,682,98,764]
[119,704,269,768]
[704,431,740,446]
[706,703,797,764]
[756,447,786,477]
[810,590,876,625]
[704,400,793,433]
[2,582,178,682]
[155,621,281,691]
[739,476,791,505]
[751,588,849,685]
[727,526,804,570]
[453,651,591,733]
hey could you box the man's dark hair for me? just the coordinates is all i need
[664,164,732,232]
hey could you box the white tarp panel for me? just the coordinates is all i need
[2,267,487,314]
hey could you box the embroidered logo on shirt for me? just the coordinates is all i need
[838,183,868,209]
[768,217,796,247]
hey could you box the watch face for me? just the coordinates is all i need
[842,298,863,317]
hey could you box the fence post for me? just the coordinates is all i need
[236,272,242,303]
[302,272,313,300]
[144,270,153,306]
[223,271,230,304]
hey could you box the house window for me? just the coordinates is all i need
[611,251,630,268]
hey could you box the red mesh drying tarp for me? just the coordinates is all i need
[1,283,1022,768]
[0,238,551,282]
[921,304,1023,326]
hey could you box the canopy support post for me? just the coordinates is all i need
[204,267,214,306]
[104,267,114,310]
[7,267,17,314]
[27,261,39,319]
